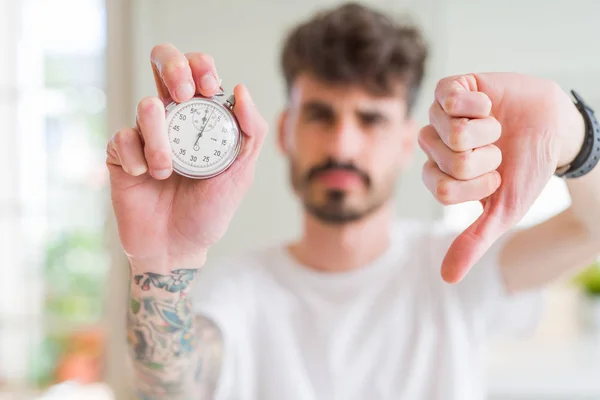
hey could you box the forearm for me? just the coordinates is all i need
[127,268,223,399]
[501,163,600,293]
[501,206,600,293]
[565,156,600,236]
[500,102,600,293]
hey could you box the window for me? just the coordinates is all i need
[0,0,110,393]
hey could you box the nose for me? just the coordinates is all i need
[325,118,364,161]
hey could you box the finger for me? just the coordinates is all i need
[422,160,501,205]
[136,97,172,180]
[231,84,268,163]
[186,52,220,98]
[428,102,501,152]
[150,43,196,104]
[418,126,502,181]
[434,75,492,118]
[107,127,149,176]
[441,202,509,283]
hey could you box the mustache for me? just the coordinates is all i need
[305,158,371,187]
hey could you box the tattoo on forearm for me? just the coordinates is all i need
[133,269,199,293]
[127,269,223,399]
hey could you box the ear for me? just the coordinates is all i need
[277,108,290,156]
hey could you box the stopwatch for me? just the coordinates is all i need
[165,88,242,179]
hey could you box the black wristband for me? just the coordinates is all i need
[555,90,600,179]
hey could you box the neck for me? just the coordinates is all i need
[289,201,395,273]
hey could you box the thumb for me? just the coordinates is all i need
[441,202,508,283]
[232,84,268,164]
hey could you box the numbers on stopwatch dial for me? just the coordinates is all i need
[192,107,218,132]
[168,101,236,171]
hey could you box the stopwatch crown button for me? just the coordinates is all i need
[225,95,235,109]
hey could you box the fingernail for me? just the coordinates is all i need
[132,165,148,176]
[176,82,195,101]
[153,169,171,179]
[200,74,218,92]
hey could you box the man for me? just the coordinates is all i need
[106,3,600,400]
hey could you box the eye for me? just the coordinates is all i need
[360,113,386,126]
[305,108,333,123]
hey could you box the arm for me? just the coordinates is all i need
[127,268,223,399]
[501,108,600,293]
[105,44,266,399]
[421,73,600,284]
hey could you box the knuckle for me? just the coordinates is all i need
[481,93,493,113]
[193,52,214,66]
[113,128,132,149]
[106,140,117,159]
[151,42,173,56]
[137,96,161,117]
[427,103,437,122]
[161,60,189,82]
[146,149,171,168]
[443,91,461,114]
[486,172,500,193]
[449,118,469,151]
[187,53,218,79]
[491,118,502,140]
[449,151,472,179]
[417,128,432,152]
[422,160,434,177]
[435,180,454,205]
[435,78,451,96]
[419,124,437,141]
[434,80,443,93]
[417,129,427,148]
[491,145,503,168]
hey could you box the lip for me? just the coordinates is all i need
[316,169,363,189]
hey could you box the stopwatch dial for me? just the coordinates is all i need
[167,100,238,175]
[192,107,218,132]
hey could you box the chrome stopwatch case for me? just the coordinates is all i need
[165,89,242,179]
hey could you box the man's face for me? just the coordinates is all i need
[279,73,417,224]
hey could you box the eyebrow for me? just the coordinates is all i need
[301,100,334,114]
[303,100,388,115]
[356,108,389,123]
[300,100,392,125]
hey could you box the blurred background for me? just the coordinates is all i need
[0,0,599,399]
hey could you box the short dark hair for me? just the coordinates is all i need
[280,2,428,114]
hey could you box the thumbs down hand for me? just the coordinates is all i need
[419,73,584,284]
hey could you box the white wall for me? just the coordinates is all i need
[129,0,445,259]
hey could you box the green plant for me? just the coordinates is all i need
[573,259,600,296]
[28,228,109,388]
[43,229,109,323]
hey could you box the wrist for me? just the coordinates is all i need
[130,267,201,299]
[557,102,586,169]
[128,250,208,276]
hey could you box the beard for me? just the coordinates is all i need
[290,157,396,224]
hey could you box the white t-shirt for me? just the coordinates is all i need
[193,219,543,400]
